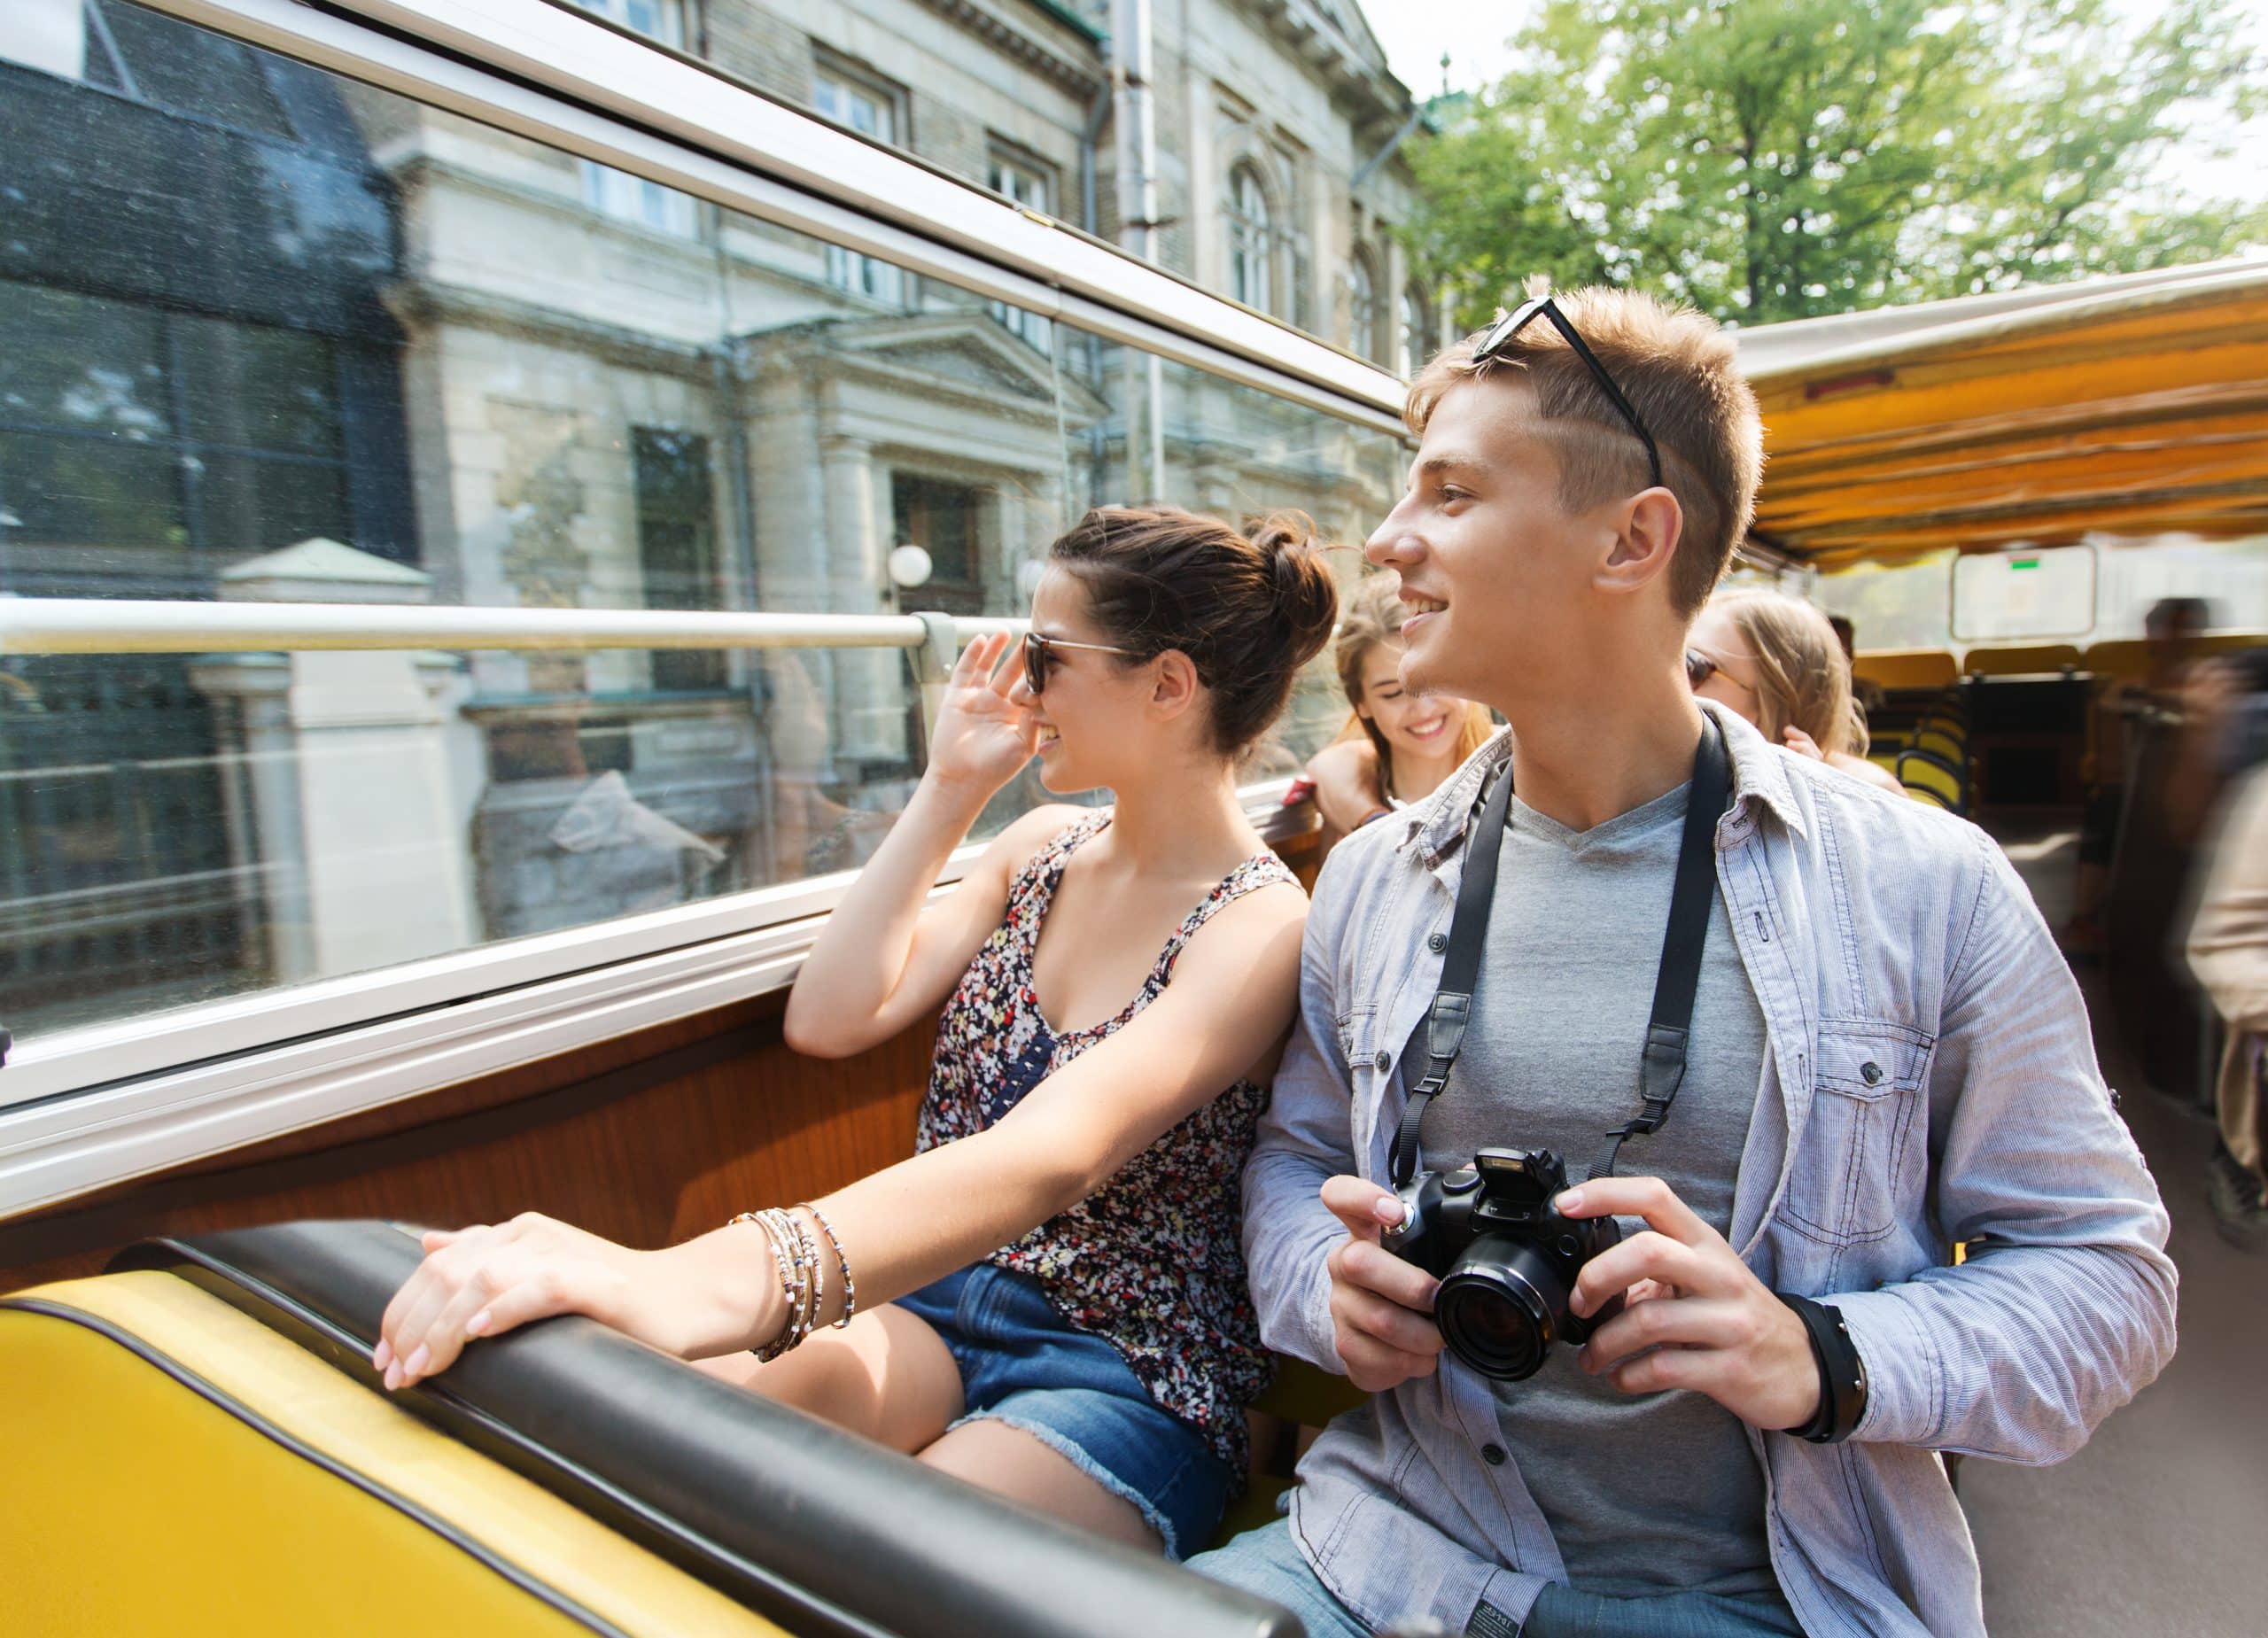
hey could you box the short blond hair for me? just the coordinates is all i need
[1712,590,1868,757]
[1405,288,1764,617]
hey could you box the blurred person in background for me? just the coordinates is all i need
[2068,598,2218,957]
[2187,755,2268,1251]
[2099,599,2234,1103]
[1687,591,1902,795]
[1297,573,1495,845]
[1827,612,1887,719]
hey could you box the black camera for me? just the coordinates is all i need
[1384,1147,1623,1381]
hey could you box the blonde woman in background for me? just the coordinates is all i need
[1686,589,1904,795]
[1301,573,1495,842]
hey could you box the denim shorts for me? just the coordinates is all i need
[895,1261,1232,1560]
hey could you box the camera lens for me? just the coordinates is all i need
[1435,1238,1568,1381]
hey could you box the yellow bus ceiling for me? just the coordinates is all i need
[1737,260,2268,567]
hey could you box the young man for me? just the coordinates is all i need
[1187,290,2175,1637]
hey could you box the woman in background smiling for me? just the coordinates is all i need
[1301,572,1495,843]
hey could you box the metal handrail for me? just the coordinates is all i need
[0,599,1021,656]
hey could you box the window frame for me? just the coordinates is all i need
[985,141,1057,350]
[1348,244,1380,364]
[579,158,702,237]
[1227,162,1275,314]
[0,0,1402,1213]
[812,50,911,305]
[1400,283,1433,377]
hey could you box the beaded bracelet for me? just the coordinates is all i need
[729,1205,857,1359]
[795,1202,858,1329]
[732,1208,814,1362]
[787,1207,824,1339]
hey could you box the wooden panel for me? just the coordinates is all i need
[0,1005,935,1293]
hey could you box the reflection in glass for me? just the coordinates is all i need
[0,0,1408,1048]
[1056,321,1406,778]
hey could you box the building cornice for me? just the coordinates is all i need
[1245,0,1411,135]
[913,0,1104,98]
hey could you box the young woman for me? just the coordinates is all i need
[1686,590,1903,794]
[1300,573,1494,840]
[369,505,1337,1561]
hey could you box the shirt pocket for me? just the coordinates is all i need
[1778,1021,1934,1246]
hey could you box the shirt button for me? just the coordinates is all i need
[1481,1443,1508,1466]
[1860,1061,1884,1086]
[1427,933,1448,954]
[1373,1051,1393,1072]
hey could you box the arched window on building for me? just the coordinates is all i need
[1400,284,1433,377]
[1348,246,1380,362]
[1227,165,1273,314]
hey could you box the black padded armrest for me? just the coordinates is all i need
[112,1221,1301,1638]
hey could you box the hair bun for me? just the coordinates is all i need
[1251,510,1340,668]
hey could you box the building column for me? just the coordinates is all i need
[819,432,905,765]
[190,538,472,985]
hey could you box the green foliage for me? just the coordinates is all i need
[1403,0,2268,327]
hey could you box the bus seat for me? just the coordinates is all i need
[0,1223,1301,1638]
[1964,643,2082,678]
[1896,749,1966,814]
[1252,1353,1368,1430]
[1851,648,1960,692]
[1910,726,1967,767]
[2083,631,2268,681]
[1216,1356,1371,1549]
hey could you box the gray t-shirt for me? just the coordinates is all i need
[1421,780,1776,1600]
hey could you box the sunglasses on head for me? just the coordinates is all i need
[1021,629,1139,695]
[1472,295,1664,491]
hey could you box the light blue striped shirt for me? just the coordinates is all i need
[1243,702,2177,1637]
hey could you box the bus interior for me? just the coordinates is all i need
[2,3,2263,1634]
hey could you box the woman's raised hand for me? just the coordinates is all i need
[924,631,1040,796]
[1782,725,1827,762]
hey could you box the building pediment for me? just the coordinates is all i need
[739,310,1107,421]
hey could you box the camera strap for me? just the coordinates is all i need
[1387,716,1732,1190]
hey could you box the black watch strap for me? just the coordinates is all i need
[1776,1293,1867,1443]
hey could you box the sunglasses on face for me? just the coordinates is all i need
[1021,629,1139,696]
[1472,295,1664,491]
[1685,648,1753,695]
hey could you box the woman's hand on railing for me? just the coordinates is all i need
[371,1214,781,1389]
[923,631,1039,799]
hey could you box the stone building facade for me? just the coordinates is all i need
[0,0,1420,1028]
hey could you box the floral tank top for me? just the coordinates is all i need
[917,811,1293,1477]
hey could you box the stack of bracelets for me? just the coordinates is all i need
[730,1204,857,1362]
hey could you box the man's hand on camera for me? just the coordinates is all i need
[1557,1176,1821,1432]
[1320,1175,1446,1391]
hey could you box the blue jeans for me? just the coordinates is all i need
[1187,1518,1803,1637]
[895,1262,1231,1560]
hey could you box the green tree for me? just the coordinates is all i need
[1404,0,2268,327]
